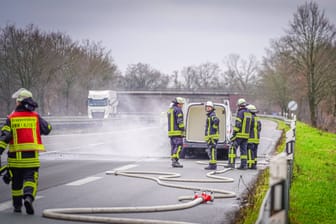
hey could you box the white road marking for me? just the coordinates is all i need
[66,176,102,186]
[105,164,138,175]
[0,195,43,211]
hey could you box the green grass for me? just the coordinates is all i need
[236,119,336,224]
[289,122,336,224]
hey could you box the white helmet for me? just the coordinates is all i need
[237,98,247,106]
[12,88,33,102]
[205,101,214,108]
[174,97,185,104]
[246,104,258,113]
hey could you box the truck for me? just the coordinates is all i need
[87,90,118,119]
[183,100,232,160]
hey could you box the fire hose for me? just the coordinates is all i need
[43,163,236,224]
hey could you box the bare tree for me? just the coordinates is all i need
[222,54,259,93]
[122,63,169,90]
[181,62,221,90]
[0,25,19,114]
[258,47,297,115]
[279,1,336,127]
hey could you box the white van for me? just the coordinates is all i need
[183,100,232,160]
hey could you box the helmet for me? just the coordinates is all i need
[12,88,33,102]
[237,98,247,106]
[205,101,214,108]
[174,97,185,104]
[246,104,258,113]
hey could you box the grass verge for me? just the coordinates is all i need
[235,119,336,224]
[289,122,336,224]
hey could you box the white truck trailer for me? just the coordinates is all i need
[183,100,232,160]
[87,90,118,119]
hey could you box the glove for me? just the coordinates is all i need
[3,170,11,184]
[230,135,236,142]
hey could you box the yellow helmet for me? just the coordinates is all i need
[12,88,33,102]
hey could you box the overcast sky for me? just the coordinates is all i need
[1,0,335,74]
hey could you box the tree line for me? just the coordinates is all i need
[0,1,335,132]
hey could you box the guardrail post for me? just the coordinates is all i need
[269,152,288,224]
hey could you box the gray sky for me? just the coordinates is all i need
[1,0,335,74]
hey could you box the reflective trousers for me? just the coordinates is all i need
[170,136,183,160]
[228,138,248,168]
[206,139,218,165]
[247,143,258,169]
[10,167,39,208]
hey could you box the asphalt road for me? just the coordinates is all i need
[0,119,282,224]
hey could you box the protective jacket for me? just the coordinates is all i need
[233,107,252,139]
[0,105,52,168]
[167,105,185,137]
[204,110,219,142]
[248,114,261,144]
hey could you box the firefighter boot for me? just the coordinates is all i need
[13,206,22,213]
[204,163,217,170]
[24,195,34,215]
[172,159,183,168]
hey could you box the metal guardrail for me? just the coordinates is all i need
[256,117,296,224]
[0,113,160,133]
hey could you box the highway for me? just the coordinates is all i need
[0,119,281,224]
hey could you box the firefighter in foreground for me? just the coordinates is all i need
[246,104,261,169]
[0,88,52,214]
[228,98,252,169]
[167,97,185,168]
[204,101,220,170]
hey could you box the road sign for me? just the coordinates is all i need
[288,100,298,111]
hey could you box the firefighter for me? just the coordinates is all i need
[229,98,252,169]
[0,88,52,214]
[204,101,219,170]
[246,104,261,169]
[167,97,185,168]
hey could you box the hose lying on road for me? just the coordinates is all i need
[43,164,236,224]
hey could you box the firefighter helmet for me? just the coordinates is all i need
[205,101,214,108]
[12,88,33,102]
[174,97,185,104]
[247,104,258,113]
[237,98,247,106]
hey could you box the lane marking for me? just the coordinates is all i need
[105,164,138,175]
[66,176,102,186]
[0,195,43,211]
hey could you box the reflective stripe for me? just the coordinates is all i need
[8,152,40,168]
[229,146,236,164]
[0,141,7,148]
[210,146,216,164]
[24,180,38,197]
[1,125,10,132]
[12,189,22,197]
[247,149,254,168]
